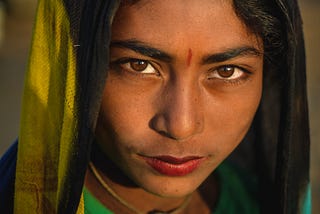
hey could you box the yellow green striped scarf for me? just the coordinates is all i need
[14,0,118,213]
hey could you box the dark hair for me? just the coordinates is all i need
[233,0,286,76]
[233,1,287,212]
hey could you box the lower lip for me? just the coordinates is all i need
[143,156,204,176]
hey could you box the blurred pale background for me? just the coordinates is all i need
[0,0,319,212]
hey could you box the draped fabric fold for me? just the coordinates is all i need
[274,1,310,213]
[14,0,119,213]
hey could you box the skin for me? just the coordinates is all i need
[86,0,264,213]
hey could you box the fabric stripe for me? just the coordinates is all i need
[14,0,78,213]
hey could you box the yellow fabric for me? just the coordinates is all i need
[14,0,83,213]
[77,193,85,214]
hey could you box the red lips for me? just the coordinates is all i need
[143,155,204,176]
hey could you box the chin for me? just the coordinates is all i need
[134,173,205,198]
[146,185,196,198]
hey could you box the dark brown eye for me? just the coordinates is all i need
[217,66,235,78]
[130,60,148,72]
[207,65,246,80]
[119,59,158,74]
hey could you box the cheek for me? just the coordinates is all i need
[96,79,155,148]
[204,80,262,154]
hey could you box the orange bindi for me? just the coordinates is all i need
[186,48,193,67]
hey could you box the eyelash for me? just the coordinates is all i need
[110,58,159,76]
[207,65,252,85]
[110,58,252,84]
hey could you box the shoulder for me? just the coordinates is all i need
[213,162,260,214]
[0,141,18,214]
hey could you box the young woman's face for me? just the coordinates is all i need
[96,0,263,198]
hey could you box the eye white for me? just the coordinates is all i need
[123,61,157,74]
[209,66,244,80]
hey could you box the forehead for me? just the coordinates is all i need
[112,0,261,54]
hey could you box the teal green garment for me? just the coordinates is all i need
[83,188,113,214]
[83,163,259,214]
[213,163,259,214]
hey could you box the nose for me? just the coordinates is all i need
[150,78,203,141]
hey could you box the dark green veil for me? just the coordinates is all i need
[13,0,310,213]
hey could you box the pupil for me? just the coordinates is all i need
[131,60,148,71]
[218,66,234,78]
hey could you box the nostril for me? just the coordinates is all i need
[151,120,197,141]
[158,130,192,141]
[149,111,204,141]
[158,130,172,138]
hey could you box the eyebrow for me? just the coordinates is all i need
[110,40,173,62]
[202,46,262,64]
[110,39,262,64]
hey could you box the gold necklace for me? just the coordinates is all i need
[89,162,192,214]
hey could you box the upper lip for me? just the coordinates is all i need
[148,155,203,164]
